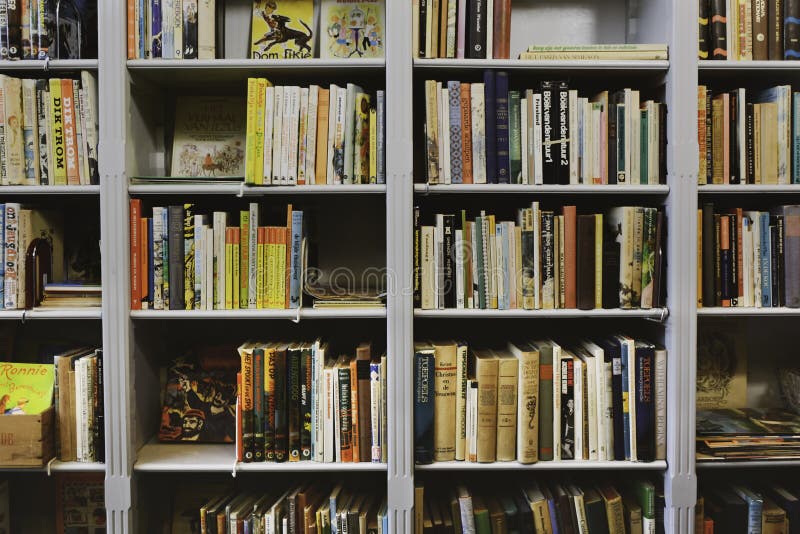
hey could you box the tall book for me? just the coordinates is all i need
[474,349,499,462]
[414,343,435,464]
[509,341,540,464]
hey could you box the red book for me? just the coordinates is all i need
[127,0,135,59]
[140,217,149,308]
[60,80,80,186]
[129,199,141,310]
[562,205,577,309]
[492,0,511,59]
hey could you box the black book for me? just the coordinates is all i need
[600,338,625,461]
[418,0,428,57]
[414,346,434,464]
[5,0,20,59]
[776,214,786,306]
[273,346,288,462]
[699,0,710,58]
[746,102,755,183]
[707,488,748,534]
[442,214,456,308]
[634,341,656,462]
[608,90,625,185]
[414,205,421,308]
[652,211,665,308]
[714,214,722,306]
[484,70,497,183]
[466,0,487,59]
[541,81,559,184]
[770,0,785,59]
[659,103,668,184]
[771,222,781,306]
[768,486,800,534]
[710,0,728,59]
[495,72,511,184]
[556,82,570,185]
[300,346,312,460]
[702,203,716,307]
[602,212,621,309]
[728,212,739,306]
[559,356,575,460]
[167,205,185,310]
[787,0,800,58]
[576,214,596,310]
[729,91,739,184]
[287,345,302,461]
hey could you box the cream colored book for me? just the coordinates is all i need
[495,350,518,462]
[474,349,499,463]
[509,341,540,464]
[421,226,435,309]
[455,341,468,461]
[432,340,458,462]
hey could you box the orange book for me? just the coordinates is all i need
[284,205,292,309]
[492,0,511,59]
[704,517,714,534]
[127,0,135,59]
[349,357,360,462]
[315,88,330,185]
[257,226,267,309]
[60,80,80,186]
[460,83,473,184]
[140,217,148,308]
[720,215,731,307]
[129,199,141,310]
[562,205,577,309]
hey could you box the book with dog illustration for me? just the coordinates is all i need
[250,0,315,60]
[170,97,247,179]
[320,0,384,59]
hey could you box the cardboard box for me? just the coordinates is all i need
[0,406,55,467]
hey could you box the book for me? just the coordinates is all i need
[250,0,314,59]
[320,0,384,59]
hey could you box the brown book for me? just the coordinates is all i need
[348,356,360,462]
[753,0,768,59]
[698,86,707,185]
[695,497,705,534]
[697,210,703,308]
[720,214,731,307]
[711,94,726,185]
[562,206,577,309]
[576,214,596,310]
[487,496,507,533]
[315,88,330,185]
[754,104,762,184]
[298,484,326,533]
[622,496,643,534]
[415,484,425,534]
[597,485,625,534]
[55,349,88,461]
[704,516,714,534]
[474,349,499,462]
[495,350,518,462]
[761,102,778,184]
[460,83,473,184]
[430,0,440,57]
[356,342,372,462]
[439,0,448,58]
[492,0,511,59]
[433,341,457,462]
[762,496,788,534]
[552,483,577,534]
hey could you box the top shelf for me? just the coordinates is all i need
[413,59,670,72]
[0,59,98,72]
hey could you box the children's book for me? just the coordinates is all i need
[250,0,315,59]
[320,0,384,59]
[0,362,55,415]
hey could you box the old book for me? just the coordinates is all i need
[509,341,540,464]
[536,339,556,461]
[696,320,747,409]
[250,0,314,59]
[432,341,457,462]
[495,350,518,461]
[597,485,625,534]
[414,343,435,464]
[474,349,499,462]
[320,0,384,59]
[455,341,468,461]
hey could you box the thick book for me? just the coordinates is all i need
[509,341,540,464]
[414,344,435,464]
[753,0,769,59]
[474,349,499,462]
[710,0,728,59]
[699,0,710,58]
[772,205,800,307]
[541,81,558,184]
[466,0,487,58]
[576,214,596,310]
[562,205,577,309]
[433,341,457,461]
[495,351,518,462]
[634,342,655,462]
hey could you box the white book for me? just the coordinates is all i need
[746,211,762,306]
[248,203,259,308]
[262,85,275,185]
[343,83,363,184]
[380,354,388,463]
[212,211,227,310]
[466,380,478,461]
[742,215,753,307]
[194,214,207,310]
[494,224,504,309]
[326,84,340,184]
[577,97,586,184]
[573,354,584,460]
[648,100,659,184]
[323,366,335,462]
[20,80,38,185]
[152,207,165,310]
[369,357,382,462]
[532,93,544,185]
[173,0,183,58]
[440,86,451,184]
[470,83,487,184]
[312,341,326,462]
[281,86,298,185]
[521,97,529,184]
[568,90,578,184]
[485,0,493,59]
[271,86,284,184]
[455,229,465,308]
[289,86,303,185]
[532,202,541,309]
[508,222,517,308]
[551,340,562,461]
[204,227,213,310]
[305,85,319,185]
[332,366,340,462]
[74,358,84,461]
[75,83,90,184]
[778,85,791,185]
[655,347,667,461]
[581,339,609,461]
[434,214,443,309]
[297,87,309,184]
[162,0,174,59]
[198,0,215,59]
[81,72,99,185]
[581,349,599,460]
[486,216,497,308]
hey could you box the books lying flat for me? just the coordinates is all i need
[697,408,800,461]
[520,44,669,61]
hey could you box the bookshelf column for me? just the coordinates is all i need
[99,0,135,531]
[386,0,415,531]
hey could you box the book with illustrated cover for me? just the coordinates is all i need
[0,362,54,415]
[170,97,246,179]
[320,0,384,59]
[250,0,314,60]
[55,473,105,534]
[696,321,747,410]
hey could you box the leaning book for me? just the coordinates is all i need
[320,0,384,59]
[250,0,315,59]
[0,362,55,415]
[170,97,247,179]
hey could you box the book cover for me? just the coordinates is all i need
[250,0,314,59]
[414,344,434,464]
[170,97,246,179]
[320,0,384,59]
[0,362,54,415]
[432,341,457,461]
[696,321,747,409]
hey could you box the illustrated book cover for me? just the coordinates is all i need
[320,0,384,59]
[250,0,315,59]
[0,362,54,415]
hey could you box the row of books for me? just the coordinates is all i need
[413,0,511,59]
[699,0,800,60]
[415,479,663,534]
[236,341,387,464]
[414,205,665,311]
[0,73,99,186]
[696,483,800,533]
[54,348,104,463]
[188,484,387,534]
[129,200,305,311]
[698,204,800,308]
[0,1,96,60]
[244,79,386,186]
[696,407,800,461]
[414,338,667,465]
[423,73,666,186]
[698,85,800,185]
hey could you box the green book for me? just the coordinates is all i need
[509,90,522,184]
[640,109,648,184]
[633,480,655,519]
[536,340,555,461]
[472,495,492,534]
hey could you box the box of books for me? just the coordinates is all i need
[0,362,56,467]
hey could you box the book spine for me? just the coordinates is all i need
[265,349,276,461]
[761,212,772,306]
[183,204,194,310]
[753,0,769,58]
[466,0,487,58]
[129,200,141,310]
[377,90,386,184]
[470,83,486,183]
[300,348,312,460]
[273,350,287,461]
[492,0,510,58]
[620,342,632,460]
[173,0,183,58]
[448,81,463,184]
[700,0,710,58]
[414,350,434,464]
[337,365,353,462]
[288,349,301,461]
[476,357,498,462]
[509,91,522,184]
[60,79,79,185]
[5,0,19,58]
[168,205,185,310]
[241,348,254,462]
[495,72,510,183]
[193,215,203,310]
[711,0,728,58]
[635,345,655,462]
[370,360,382,462]
[434,345,457,461]
[34,80,48,185]
[770,0,784,58]
[198,0,214,58]
[557,82,570,185]
[484,70,497,183]
[559,356,575,459]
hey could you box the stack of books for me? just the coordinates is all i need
[129,200,305,311]
[244,79,386,186]
[697,85,800,185]
[0,3,96,60]
[698,204,800,308]
[0,73,99,186]
[697,408,800,462]
[39,284,102,309]
[415,204,665,311]
[423,72,666,185]
[519,44,668,61]
[414,0,511,59]
[414,338,667,465]
[54,348,105,463]
[236,341,387,464]
[697,483,800,533]
[415,479,663,533]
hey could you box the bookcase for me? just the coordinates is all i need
[0,0,715,531]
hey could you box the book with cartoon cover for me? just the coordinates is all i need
[0,362,55,415]
[250,0,315,59]
[320,0,384,59]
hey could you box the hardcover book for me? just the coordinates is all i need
[696,322,747,409]
[0,362,54,415]
[250,0,314,60]
[170,97,246,179]
[320,0,384,59]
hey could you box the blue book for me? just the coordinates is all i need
[0,204,5,305]
[619,337,632,460]
[793,92,800,184]
[448,81,463,184]
[483,70,497,183]
[147,217,154,308]
[546,494,560,534]
[377,90,385,184]
[634,341,655,462]
[289,210,303,309]
[138,0,146,58]
[414,346,435,464]
[732,486,763,534]
[760,212,772,306]
[495,72,510,184]
[151,0,162,58]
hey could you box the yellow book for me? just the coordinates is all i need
[257,227,266,309]
[487,214,497,309]
[245,78,258,184]
[276,233,287,309]
[225,228,233,310]
[232,230,240,310]
[267,228,277,308]
[49,78,67,185]
[250,0,314,59]
[595,213,603,309]
[254,78,269,185]
[369,107,377,184]
[240,211,249,309]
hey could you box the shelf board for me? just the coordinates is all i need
[415,184,669,194]
[698,184,800,194]
[129,184,386,195]
[0,59,98,71]
[697,460,800,469]
[416,460,667,471]
[415,308,668,319]
[135,442,386,472]
[697,307,800,316]
[0,308,101,320]
[413,59,669,71]
[0,185,100,195]
[130,308,386,319]
[0,460,105,474]
[699,60,800,71]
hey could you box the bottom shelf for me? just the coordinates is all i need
[416,460,668,471]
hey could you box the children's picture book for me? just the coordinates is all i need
[0,362,55,415]
[170,97,247,179]
[55,473,105,534]
[696,321,747,410]
[320,0,384,59]
[250,0,315,59]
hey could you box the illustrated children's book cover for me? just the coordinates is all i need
[0,362,55,415]
[321,0,384,59]
[170,97,247,179]
[250,0,315,59]
[55,473,106,534]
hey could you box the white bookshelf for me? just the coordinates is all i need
[416,460,668,471]
[0,185,101,195]
[414,184,670,194]
[130,308,386,319]
[0,59,99,71]
[414,308,669,320]
[413,58,670,71]
[128,184,386,195]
